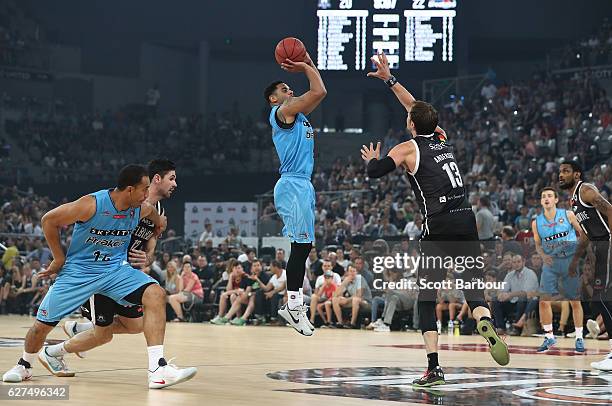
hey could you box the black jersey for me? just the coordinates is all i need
[406,135,472,224]
[571,181,610,241]
[129,201,165,251]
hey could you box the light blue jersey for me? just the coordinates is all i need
[64,189,141,274]
[536,208,577,257]
[36,189,155,324]
[270,105,315,177]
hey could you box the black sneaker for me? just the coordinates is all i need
[412,366,445,387]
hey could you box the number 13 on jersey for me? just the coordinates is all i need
[442,162,463,188]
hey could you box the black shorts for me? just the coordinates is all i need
[80,294,143,327]
[418,230,486,304]
[592,240,612,294]
[424,209,478,237]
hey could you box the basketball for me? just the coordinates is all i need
[274,37,307,65]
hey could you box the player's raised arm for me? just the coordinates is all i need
[38,195,96,277]
[361,140,416,178]
[278,53,327,119]
[368,51,446,137]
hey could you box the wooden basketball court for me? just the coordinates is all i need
[1,315,611,405]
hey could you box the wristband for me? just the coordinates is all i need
[385,75,398,88]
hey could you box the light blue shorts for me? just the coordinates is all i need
[37,262,157,324]
[273,174,315,243]
[539,255,580,300]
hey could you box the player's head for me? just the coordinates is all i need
[407,101,439,137]
[264,80,293,106]
[117,164,149,207]
[540,187,558,209]
[558,160,583,190]
[148,159,177,198]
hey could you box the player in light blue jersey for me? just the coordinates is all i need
[3,165,196,389]
[532,187,585,354]
[263,51,326,336]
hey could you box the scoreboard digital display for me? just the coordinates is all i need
[317,0,457,71]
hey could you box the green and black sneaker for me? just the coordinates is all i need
[412,366,445,387]
[477,318,510,366]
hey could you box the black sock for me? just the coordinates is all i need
[427,352,439,371]
[480,316,492,323]
[18,358,31,369]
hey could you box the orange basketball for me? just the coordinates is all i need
[274,37,307,65]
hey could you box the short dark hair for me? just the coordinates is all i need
[409,101,439,135]
[264,80,283,104]
[479,196,490,207]
[148,159,176,180]
[561,160,583,179]
[270,260,283,269]
[501,226,515,238]
[540,187,558,198]
[117,164,148,190]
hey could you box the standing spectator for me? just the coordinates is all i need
[476,196,496,244]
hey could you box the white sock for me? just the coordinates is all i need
[76,321,94,333]
[46,343,67,357]
[287,290,302,310]
[543,324,554,339]
[147,345,164,372]
[575,327,583,340]
[22,351,37,367]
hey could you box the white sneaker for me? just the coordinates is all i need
[591,353,612,371]
[566,331,576,338]
[148,359,197,389]
[306,317,314,331]
[436,321,442,335]
[38,347,75,377]
[366,319,383,330]
[2,364,32,382]
[374,324,391,332]
[587,319,600,339]
[278,304,313,336]
[62,321,87,359]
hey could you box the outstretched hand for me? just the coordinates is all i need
[361,142,381,163]
[367,51,392,81]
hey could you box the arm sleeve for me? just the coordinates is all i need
[366,156,397,178]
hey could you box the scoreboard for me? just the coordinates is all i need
[317,0,457,71]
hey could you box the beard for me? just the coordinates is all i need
[558,180,574,190]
